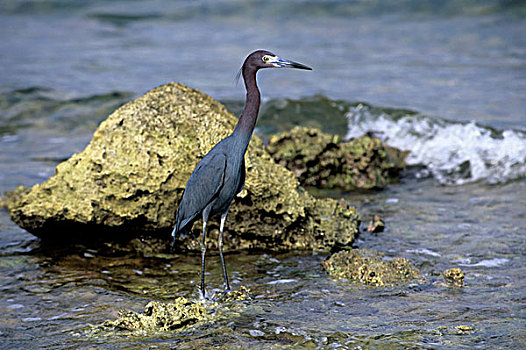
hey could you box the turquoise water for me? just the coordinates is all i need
[1,1,525,349]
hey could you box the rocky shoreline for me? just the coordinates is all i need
[3,82,427,333]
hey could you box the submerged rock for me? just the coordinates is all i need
[218,286,252,302]
[9,83,360,252]
[100,287,251,334]
[103,297,207,332]
[267,127,407,190]
[455,325,474,334]
[321,248,420,286]
[0,185,29,210]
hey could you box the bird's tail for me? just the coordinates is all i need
[171,223,191,250]
[171,225,181,250]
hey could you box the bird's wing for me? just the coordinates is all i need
[174,153,227,234]
[236,159,246,194]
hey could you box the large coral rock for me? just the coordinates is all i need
[267,127,407,190]
[9,83,359,252]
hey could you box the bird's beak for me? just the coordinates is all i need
[271,56,312,70]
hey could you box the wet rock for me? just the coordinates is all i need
[8,83,360,252]
[103,297,207,332]
[267,127,407,190]
[366,215,385,233]
[306,199,359,251]
[99,287,252,334]
[218,286,252,302]
[455,325,474,334]
[0,185,29,210]
[443,267,465,287]
[321,248,420,286]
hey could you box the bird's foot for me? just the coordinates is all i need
[199,289,208,300]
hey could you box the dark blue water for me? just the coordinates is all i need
[1,1,525,349]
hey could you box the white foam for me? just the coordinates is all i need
[459,257,509,267]
[249,329,265,337]
[406,248,441,257]
[266,278,297,285]
[346,105,526,185]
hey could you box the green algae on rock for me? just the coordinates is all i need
[267,127,407,190]
[321,248,420,286]
[9,83,359,252]
[103,297,207,332]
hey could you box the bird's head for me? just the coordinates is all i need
[245,50,312,71]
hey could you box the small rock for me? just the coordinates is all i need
[366,215,385,233]
[103,297,207,332]
[455,325,474,334]
[443,267,465,287]
[322,248,420,286]
[249,329,265,337]
[219,286,252,302]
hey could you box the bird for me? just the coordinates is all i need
[171,50,311,299]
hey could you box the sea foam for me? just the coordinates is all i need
[346,105,526,185]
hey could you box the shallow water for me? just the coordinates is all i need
[1,179,524,349]
[1,1,526,349]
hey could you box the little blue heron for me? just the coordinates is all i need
[171,50,311,298]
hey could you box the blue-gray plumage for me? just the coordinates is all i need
[171,50,311,298]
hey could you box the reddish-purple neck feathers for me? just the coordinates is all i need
[233,60,261,140]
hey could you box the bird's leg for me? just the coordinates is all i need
[200,216,209,299]
[218,211,231,292]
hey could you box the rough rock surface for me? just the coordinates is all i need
[267,127,407,190]
[103,297,207,332]
[99,287,251,334]
[321,248,420,286]
[443,267,465,287]
[9,83,360,252]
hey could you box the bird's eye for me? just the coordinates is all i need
[262,55,270,63]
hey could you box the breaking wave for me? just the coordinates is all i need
[345,104,526,185]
